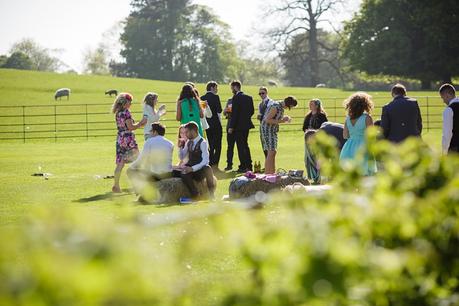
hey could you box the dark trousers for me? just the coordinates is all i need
[180,165,215,198]
[206,128,222,167]
[127,168,179,195]
[226,129,236,168]
[235,129,252,170]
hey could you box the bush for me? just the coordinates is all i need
[1,135,458,305]
[343,71,422,91]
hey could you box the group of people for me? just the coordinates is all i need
[304,83,459,182]
[109,79,459,199]
[110,85,218,200]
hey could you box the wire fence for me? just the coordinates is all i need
[0,96,444,143]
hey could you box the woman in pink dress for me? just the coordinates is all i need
[112,93,145,193]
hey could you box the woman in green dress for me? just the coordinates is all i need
[176,84,204,136]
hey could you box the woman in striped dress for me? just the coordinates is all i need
[261,96,298,174]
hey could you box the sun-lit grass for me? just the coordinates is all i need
[0,68,452,305]
[0,68,444,225]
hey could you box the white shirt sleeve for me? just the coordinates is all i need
[129,141,150,170]
[205,105,213,118]
[442,107,454,154]
[191,140,210,172]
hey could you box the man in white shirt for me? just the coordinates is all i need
[439,83,459,154]
[180,121,216,199]
[127,123,175,199]
[257,87,274,158]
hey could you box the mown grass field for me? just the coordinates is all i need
[0,69,445,142]
[0,68,444,224]
[0,69,451,305]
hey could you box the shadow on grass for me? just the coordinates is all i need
[74,189,134,203]
[215,170,239,180]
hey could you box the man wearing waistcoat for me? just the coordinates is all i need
[180,122,216,199]
[439,83,459,154]
[381,83,423,143]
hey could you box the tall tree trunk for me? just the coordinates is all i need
[307,2,319,87]
[421,79,431,90]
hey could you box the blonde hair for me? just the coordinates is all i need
[143,92,158,108]
[111,93,133,114]
[344,92,374,120]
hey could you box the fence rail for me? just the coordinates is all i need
[0,96,445,142]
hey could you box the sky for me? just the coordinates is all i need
[0,0,361,72]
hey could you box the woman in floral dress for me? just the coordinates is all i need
[261,96,298,174]
[112,93,145,193]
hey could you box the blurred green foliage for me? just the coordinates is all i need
[1,135,458,305]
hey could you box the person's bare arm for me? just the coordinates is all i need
[176,100,182,121]
[343,121,349,139]
[265,108,287,125]
[366,114,374,127]
[125,118,142,131]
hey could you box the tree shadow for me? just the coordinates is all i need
[215,170,238,180]
[74,189,134,203]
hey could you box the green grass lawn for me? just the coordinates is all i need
[0,68,444,225]
[0,69,445,142]
[0,69,450,305]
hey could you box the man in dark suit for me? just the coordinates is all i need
[200,81,222,170]
[381,84,423,143]
[228,80,254,172]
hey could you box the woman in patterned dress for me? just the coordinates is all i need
[261,96,298,174]
[112,93,145,193]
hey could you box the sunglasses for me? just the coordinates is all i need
[259,92,266,96]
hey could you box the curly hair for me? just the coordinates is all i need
[344,92,374,120]
[111,93,133,114]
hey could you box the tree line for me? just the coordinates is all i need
[2,0,458,89]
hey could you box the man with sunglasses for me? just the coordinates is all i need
[257,87,274,158]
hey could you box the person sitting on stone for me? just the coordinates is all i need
[179,121,216,200]
[127,122,175,201]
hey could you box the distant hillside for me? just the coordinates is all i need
[0,69,354,107]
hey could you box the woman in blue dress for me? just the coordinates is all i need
[339,92,377,175]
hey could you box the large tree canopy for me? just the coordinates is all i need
[343,0,459,88]
[120,0,239,82]
[10,38,62,72]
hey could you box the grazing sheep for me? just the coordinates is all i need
[268,80,278,87]
[156,176,217,203]
[105,89,118,97]
[54,88,70,100]
[229,176,309,199]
